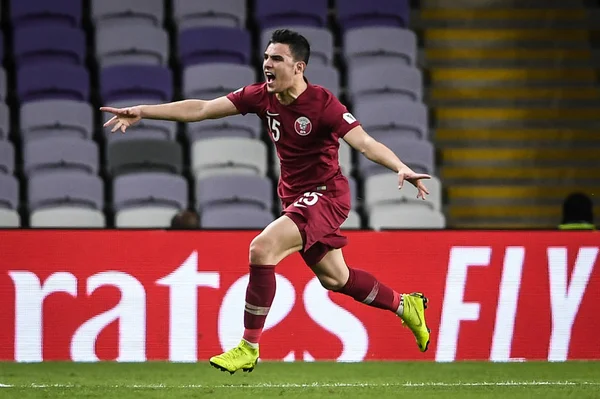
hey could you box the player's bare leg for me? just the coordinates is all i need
[209,215,303,374]
[310,249,431,352]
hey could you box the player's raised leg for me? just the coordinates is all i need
[209,215,303,374]
[310,248,430,352]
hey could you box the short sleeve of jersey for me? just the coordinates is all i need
[322,95,361,139]
[226,83,265,115]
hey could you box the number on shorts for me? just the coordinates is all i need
[293,192,323,208]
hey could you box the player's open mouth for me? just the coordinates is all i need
[265,71,276,83]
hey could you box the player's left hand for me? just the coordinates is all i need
[398,166,431,200]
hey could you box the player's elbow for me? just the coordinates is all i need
[360,136,380,159]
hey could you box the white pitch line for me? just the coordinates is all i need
[1,381,599,389]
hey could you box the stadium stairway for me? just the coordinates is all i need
[413,0,600,228]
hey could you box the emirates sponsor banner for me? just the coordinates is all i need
[0,230,598,362]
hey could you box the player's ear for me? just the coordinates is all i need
[296,61,306,74]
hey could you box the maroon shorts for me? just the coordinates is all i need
[281,189,352,267]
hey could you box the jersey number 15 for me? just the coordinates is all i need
[266,116,281,142]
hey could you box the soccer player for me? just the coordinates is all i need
[101,29,431,373]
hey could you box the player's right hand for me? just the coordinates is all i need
[100,106,142,133]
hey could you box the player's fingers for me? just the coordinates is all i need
[99,106,120,114]
[419,181,430,195]
[411,173,432,180]
[103,116,117,127]
[398,173,405,189]
[111,121,123,133]
[121,123,127,133]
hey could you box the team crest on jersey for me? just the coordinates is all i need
[294,116,312,136]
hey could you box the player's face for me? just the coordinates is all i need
[263,43,303,93]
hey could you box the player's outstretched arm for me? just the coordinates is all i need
[344,126,431,199]
[100,96,240,133]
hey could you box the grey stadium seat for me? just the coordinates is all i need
[305,64,340,97]
[102,99,177,141]
[28,171,104,212]
[348,62,423,103]
[354,98,429,141]
[192,137,268,179]
[261,26,333,65]
[365,173,442,212]
[340,209,361,229]
[96,24,169,67]
[30,207,106,228]
[20,100,93,141]
[187,113,262,141]
[92,0,164,28]
[0,140,15,174]
[0,209,20,227]
[358,137,435,178]
[201,205,274,229]
[174,0,247,30]
[343,27,417,69]
[24,137,99,177]
[116,206,180,228]
[369,205,446,230]
[0,174,19,210]
[0,67,6,101]
[0,102,9,140]
[183,63,255,100]
[107,139,183,176]
[113,172,188,211]
[196,174,273,212]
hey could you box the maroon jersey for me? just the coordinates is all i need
[226,82,361,202]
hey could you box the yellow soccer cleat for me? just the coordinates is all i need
[400,292,431,352]
[209,340,259,374]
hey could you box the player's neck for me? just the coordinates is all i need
[276,78,308,105]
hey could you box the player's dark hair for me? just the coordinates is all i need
[268,29,311,64]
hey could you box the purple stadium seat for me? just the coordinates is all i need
[354,97,429,141]
[0,174,19,210]
[336,0,409,31]
[187,113,262,142]
[358,136,434,178]
[17,63,89,103]
[201,205,274,229]
[11,0,82,29]
[27,170,104,211]
[0,141,15,175]
[100,65,173,103]
[113,172,188,211]
[255,0,328,29]
[14,26,85,67]
[178,27,251,66]
[196,174,273,212]
[24,137,99,177]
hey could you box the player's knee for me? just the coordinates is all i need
[317,275,346,291]
[249,235,276,265]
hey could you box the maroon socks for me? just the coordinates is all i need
[242,264,276,345]
[339,267,402,315]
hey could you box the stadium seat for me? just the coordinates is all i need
[0,209,21,227]
[369,205,446,230]
[0,67,7,101]
[304,64,340,97]
[92,0,164,28]
[354,98,429,141]
[95,24,169,67]
[20,99,94,141]
[113,172,188,211]
[106,139,183,176]
[13,25,85,67]
[187,113,262,142]
[100,65,173,103]
[260,26,333,65]
[17,63,89,103]
[348,62,423,103]
[358,137,435,178]
[115,206,181,228]
[191,137,268,178]
[343,27,417,68]
[173,0,247,30]
[10,0,82,29]
[0,174,19,210]
[0,102,9,140]
[336,0,409,31]
[0,141,14,174]
[102,98,177,141]
[30,207,106,228]
[27,171,104,212]
[254,0,328,29]
[178,27,251,66]
[201,205,274,229]
[340,209,361,229]
[183,63,256,100]
[196,174,273,212]
[364,174,443,212]
[23,137,99,177]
